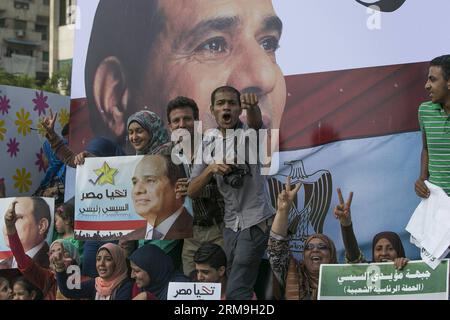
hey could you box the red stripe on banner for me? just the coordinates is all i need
[70,62,429,152]
[75,220,146,230]
[280,61,429,150]
[0,251,13,260]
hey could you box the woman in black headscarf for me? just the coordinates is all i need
[334,188,409,268]
[128,244,189,300]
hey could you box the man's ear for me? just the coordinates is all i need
[218,265,226,278]
[93,56,130,137]
[37,218,49,237]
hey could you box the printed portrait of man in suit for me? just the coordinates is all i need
[125,154,193,240]
[0,197,52,269]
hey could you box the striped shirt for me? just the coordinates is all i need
[418,101,450,195]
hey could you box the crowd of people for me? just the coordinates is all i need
[0,54,449,300]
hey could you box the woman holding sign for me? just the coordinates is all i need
[267,177,338,300]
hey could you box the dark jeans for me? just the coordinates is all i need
[223,224,269,300]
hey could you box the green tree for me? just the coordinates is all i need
[0,67,71,95]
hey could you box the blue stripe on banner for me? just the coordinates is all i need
[271,131,423,261]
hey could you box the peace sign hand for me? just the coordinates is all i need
[277,176,301,214]
[334,188,353,227]
[41,109,58,135]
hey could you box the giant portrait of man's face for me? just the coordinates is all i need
[82,0,286,145]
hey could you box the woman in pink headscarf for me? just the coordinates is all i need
[55,243,132,300]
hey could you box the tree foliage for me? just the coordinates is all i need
[0,65,71,96]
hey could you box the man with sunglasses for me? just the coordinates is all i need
[415,55,450,198]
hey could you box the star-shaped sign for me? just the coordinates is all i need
[93,162,118,186]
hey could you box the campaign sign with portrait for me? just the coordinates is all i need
[318,260,449,300]
[74,155,193,241]
[0,197,54,269]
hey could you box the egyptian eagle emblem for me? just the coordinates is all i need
[266,160,333,252]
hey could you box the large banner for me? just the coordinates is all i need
[0,85,70,197]
[318,260,450,300]
[75,155,193,240]
[69,0,450,260]
[0,197,54,268]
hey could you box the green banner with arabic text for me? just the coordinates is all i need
[318,260,449,300]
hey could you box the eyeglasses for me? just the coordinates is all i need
[304,243,329,251]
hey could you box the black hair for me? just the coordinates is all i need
[30,197,51,238]
[166,96,200,123]
[210,86,241,107]
[13,277,44,300]
[194,243,227,270]
[160,154,186,186]
[0,277,10,288]
[85,0,164,137]
[56,197,75,229]
[138,154,186,187]
[430,55,450,81]
[61,123,70,137]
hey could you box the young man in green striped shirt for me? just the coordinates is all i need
[415,55,450,197]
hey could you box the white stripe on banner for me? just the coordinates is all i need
[273,0,450,75]
[270,131,422,261]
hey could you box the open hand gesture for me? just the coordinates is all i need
[74,151,92,166]
[241,93,259,110]
[41,109,57,135]
[50,251,71,272]
[334,188,353,227]
[277,176,301,213]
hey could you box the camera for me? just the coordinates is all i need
[223,164,251,189]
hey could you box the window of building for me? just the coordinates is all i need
[0,19,5,28]
[14,19,27,30]
[43,0,49,5]
[59,0,76,26]
[59,0,67,25]
[35,24,48,40]
[42,51,49,62]
[14,1,30,10]
[6,46,33,57]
